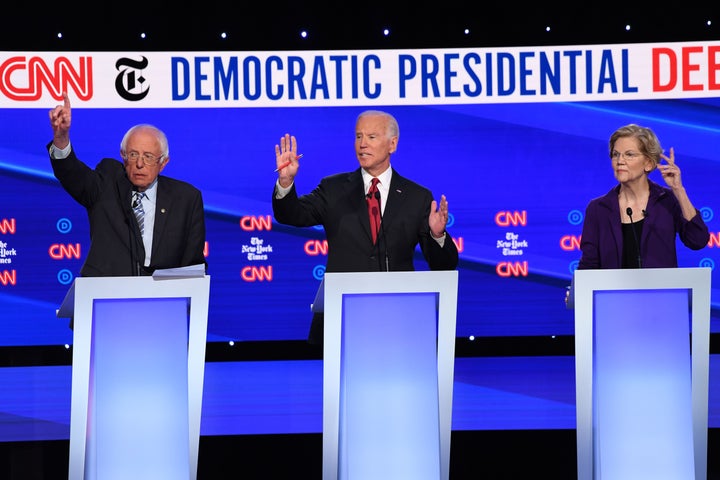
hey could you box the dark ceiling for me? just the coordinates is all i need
[2,2,718,51]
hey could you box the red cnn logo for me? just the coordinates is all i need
[240,215,273,231]
[0,218,16,234]
[708,232,720,248]
[49,243,82,260]
[241,266,273,282]
[304,237,463,254]
[559,235,582,251]
[495,211,527,227]
[0,270,17,286]
[451,236,464,253]
[0,56,93,101]
[304,240,329,256]
[496,261,529,277]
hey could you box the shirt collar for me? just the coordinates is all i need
[134,179,159,203]
[362,166,392,192]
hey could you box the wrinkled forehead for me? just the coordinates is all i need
[612,136,641,151]
[126,129,161,153]
[356,116,389,135]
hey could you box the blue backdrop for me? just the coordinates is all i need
[2,100,718,346]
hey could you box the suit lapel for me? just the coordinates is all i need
[600,185,623,263]
[350,171,373,242]
[117,177,140,236]
[152,178,169,254]
[383,171,407,231]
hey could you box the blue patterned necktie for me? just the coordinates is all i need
[132,191,146,236]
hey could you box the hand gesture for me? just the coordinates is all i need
[658,147,683,190]
[274,133,300,188]
[429,194,449,238]
[49,91,72,149]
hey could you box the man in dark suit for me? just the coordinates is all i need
[272,110,459,345]
[48,92,206,277]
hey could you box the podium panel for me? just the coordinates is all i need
[58,274,210,480]
[321,271,458,480]
[573,268,710,480]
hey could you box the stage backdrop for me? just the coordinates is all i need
[0,41,718,438]
[2,41,718,344]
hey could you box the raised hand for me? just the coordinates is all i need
[429,194,449,238]
[658,147,683,190]
[49,91,72,148]
[274,133,300,188]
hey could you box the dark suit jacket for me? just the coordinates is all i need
[50,145,206,277]
[273,167,459,344]
[578,180,709,269]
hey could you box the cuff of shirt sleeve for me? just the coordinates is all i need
[49,142,72,159]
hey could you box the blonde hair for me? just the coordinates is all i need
[609,124,663,172]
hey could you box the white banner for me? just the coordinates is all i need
[2,40,719,108]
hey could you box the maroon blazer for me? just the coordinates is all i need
[578,180,709,269]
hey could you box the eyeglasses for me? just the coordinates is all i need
[611,151,645,161]
[124,151,165,166]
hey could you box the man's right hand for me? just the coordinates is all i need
[49,91,71,149]
[275,133,299,188]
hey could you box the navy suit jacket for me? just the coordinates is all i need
[578,180,709,269]
[50,145,206,277]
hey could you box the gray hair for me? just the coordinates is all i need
[120,124,170,160]
[356,110,400,139]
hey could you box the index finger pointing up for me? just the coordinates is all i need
[662,146,675,165]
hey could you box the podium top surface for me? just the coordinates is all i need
[573,267,710,289]
[56,274,210,319]
[311,271,459,313]
[567,267,711,310]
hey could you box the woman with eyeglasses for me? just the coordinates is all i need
[576,123,709,270]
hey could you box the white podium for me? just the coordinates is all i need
[572,267,711,480]
[57,272,210,480]
[318,271,458,480]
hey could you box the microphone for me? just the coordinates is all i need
[626,207,642,268]
[375,190,390,272]
[128,191,142,275]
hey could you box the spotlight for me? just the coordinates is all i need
[300,30,308,39]
[383,28,390,37]
[625,24,631,32]
[140,33,146,39]
[220,32,227,39]
[463,28,470,35]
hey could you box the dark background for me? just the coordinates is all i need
[2,2,718,52]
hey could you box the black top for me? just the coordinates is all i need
[621,219,644,269]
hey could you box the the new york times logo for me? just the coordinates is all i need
[115,56,150,101]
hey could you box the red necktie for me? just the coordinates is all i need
[367,178,381,244]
